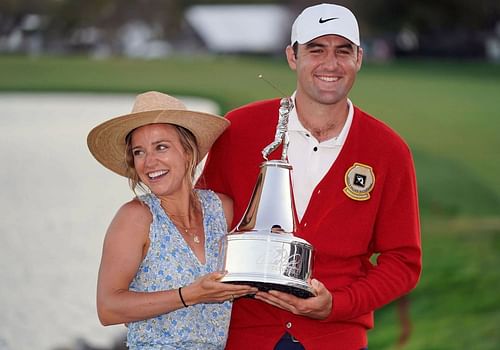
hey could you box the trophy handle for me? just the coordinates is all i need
[262,97,294,161]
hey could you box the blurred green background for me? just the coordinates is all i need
[2,55,498,350]
[1,0,500,349]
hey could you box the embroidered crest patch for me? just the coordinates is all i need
[343,162,375,201]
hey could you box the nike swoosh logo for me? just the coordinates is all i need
[319,17,339,24]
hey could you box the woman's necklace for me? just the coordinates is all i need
[168,212,202,245]
[161,197,203,245]
[173,222,201,244]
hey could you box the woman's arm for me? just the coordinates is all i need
[97,197,255,326]
[96,199,186,325]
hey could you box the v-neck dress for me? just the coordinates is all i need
[126,190,231,350]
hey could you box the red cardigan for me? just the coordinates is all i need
[199,98,422,349]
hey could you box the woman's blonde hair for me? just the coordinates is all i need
[124,124,200,197]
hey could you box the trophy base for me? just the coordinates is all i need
[219,231,315,299]
[222,279,314,299]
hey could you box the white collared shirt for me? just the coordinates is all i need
[287,92,354,220]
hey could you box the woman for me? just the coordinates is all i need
[87,91,256,349]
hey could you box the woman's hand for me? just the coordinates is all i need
[181,272,258,306]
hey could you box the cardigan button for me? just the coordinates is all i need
[286,322,292,329]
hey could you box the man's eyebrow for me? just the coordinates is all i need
[336,43,355,51]
[304,42,354,51]
[305,42,326,49]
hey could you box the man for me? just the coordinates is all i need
[199,3,422,349]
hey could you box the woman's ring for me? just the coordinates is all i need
[230,295,235,302]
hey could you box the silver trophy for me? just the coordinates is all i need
[219,97,314,298]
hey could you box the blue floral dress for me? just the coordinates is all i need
[126,190,231,350]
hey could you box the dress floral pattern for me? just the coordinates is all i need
[126,190,231,350]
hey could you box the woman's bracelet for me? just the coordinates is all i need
[178,287,189,308]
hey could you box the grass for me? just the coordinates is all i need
[1,54,499,349]
[371,216,500,350]
[0,54,294,111]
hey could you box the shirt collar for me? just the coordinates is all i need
[288,91,354,146]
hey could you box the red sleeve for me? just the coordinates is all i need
[197,126,232,197]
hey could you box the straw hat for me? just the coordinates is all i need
[87,91,230,177]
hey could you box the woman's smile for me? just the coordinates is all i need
[147,169,169,180]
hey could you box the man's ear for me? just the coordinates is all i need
[285,45,297,71]
[356,46,363,72]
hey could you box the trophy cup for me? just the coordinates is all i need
[219,97,314,298]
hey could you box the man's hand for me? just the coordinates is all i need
[254,279,332,319]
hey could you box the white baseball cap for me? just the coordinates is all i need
[291,3,360,46]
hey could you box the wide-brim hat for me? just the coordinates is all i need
[87,91,230,177]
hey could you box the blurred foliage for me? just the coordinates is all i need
[351,0,500,32]
[1,0,499,37]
